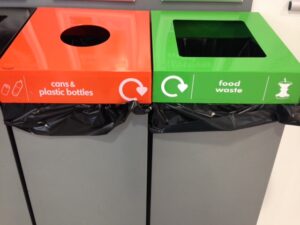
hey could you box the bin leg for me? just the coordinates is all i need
[6,126,37,225]
[146,129,153,225]
[0,113,33,225]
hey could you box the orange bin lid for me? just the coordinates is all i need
[0,8,152,104]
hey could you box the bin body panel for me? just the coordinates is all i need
[0,114,31,225]
[13,115,147,225]
[151,123,283,225]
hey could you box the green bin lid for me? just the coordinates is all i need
[151,11,300,104]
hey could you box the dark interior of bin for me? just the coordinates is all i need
[61,25,110,47]
[174,20,266,57]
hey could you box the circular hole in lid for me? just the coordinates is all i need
[61,25,110,47]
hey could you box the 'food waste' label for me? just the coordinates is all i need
[215,80,243,94]
[154,72,300,104]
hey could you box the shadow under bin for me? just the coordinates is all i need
[150,11,300,225]
[0,8,152,225]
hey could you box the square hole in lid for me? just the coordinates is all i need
[174,20,266,57]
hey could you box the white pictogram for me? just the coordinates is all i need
[276,78,292,99]
[11,80,24,97]
[1,83,11,96]
[119,78,148,101]
[161,75,188,98]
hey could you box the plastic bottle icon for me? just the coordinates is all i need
[1,84,11,96]
[12,80,23,97]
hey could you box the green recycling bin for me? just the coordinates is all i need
[150,11,300,225]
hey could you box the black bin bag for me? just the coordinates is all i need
[1,102,150,136]
[276,105,300,126]
[149,103,300,133]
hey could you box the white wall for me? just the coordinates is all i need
[252,1,300,225]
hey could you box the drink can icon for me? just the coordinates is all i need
[1,84,11,96]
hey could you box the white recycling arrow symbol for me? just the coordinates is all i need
[161,75,188,98]
[119,78,148,101]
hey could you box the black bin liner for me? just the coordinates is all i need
[277,105,300,126]
[2,103,300,135]
[1,102,150,136]
[150,103,300,133]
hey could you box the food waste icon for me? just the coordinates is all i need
[1,80,24,97]
[276,78,292,99]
